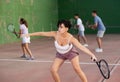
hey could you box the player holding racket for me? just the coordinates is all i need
[91,10,106,52]
[19,18,34,60]
[74,14,88,47]
[22,19,97,82]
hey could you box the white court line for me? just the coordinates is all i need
[0,58,120,66]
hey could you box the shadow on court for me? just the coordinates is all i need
[0,34,120,82]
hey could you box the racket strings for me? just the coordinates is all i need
[69,18,76,28]
[100,61,110,78]
[101,63,108,75]
[8,24,15,32]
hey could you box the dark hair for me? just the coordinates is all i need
[74,13,79,17]
[20,18,28,28]
[92,10,97,14]
[57,19,71,29]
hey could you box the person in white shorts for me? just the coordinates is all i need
[91,10,106,52]
[74,14,88,47]
[19,18,34,60]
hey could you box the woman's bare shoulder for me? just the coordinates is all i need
[68,33,74,37]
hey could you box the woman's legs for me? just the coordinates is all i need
[70,56,88,82]
[24,43,33,58]
[21,44,27,57]
[21,44,26,55]
[51,58,65,82]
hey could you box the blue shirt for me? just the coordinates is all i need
[94,16,106,31]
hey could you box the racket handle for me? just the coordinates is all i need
[13,32,19,38]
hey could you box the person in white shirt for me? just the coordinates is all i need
[19,18,34,60]
[74,14,88,47]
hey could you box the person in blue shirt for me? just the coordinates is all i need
[91,10,106,52]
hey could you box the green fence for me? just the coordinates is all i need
[58,0,120,34]
[0,0,120,44]
[0,0,58,44]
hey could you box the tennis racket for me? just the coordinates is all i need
[85,21,95,30]
[69,18,76,28]
[94,59,110,79]
[7,24,18,38]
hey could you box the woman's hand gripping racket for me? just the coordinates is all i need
[93,59,110,79]
[7,24,19,38]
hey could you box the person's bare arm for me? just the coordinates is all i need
[88,23,97,30]
[76,25,79,28]
[18,29,22,38]
[93,23,97,28]
[71,37,97,60]
[22,31,56,38]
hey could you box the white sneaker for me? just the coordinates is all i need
[95,48,103,52]
[83,44,88,47]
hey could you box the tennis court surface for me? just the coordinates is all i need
[0,34,120,82]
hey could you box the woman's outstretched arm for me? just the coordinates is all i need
[22,31,56,38]
[71,37,97,61]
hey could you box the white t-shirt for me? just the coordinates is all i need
[20,24,28,34]
[20,24,30,43]
[77,18,85,31]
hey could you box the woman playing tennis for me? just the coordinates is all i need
[22,19,97,82]
[19,18,34,60]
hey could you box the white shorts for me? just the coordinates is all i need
[22,37,30,44]
[97,31,105,38]
[78,31,85,36]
